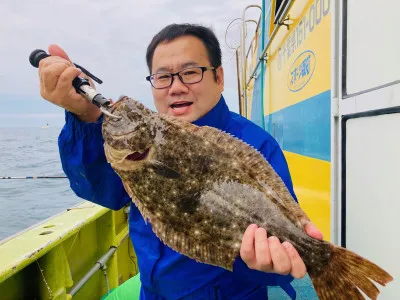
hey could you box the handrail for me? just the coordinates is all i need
[245,0,295,89]
[236,48,242,115]
[245,19,260,62]
[241,5,262,117]
[226,18,260,113]
[224,18,242,50]
[67,221,130,297]
[68,246,119,296]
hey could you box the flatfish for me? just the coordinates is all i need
[102,96,393,300]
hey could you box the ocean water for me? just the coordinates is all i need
[0,126,83,241]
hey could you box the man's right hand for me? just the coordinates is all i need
[38,44,102,123]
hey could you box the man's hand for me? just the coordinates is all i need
[240,223,323,278]
[38,44,101,123]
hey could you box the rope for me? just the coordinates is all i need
[67,228,82,255]
[0,176,67,179]
[36,260,53,298]
[101,266,110,296]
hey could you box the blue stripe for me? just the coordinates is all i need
[263,90,331,161]
[250,65,264,128]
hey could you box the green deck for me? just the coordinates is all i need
[0,201,138,299]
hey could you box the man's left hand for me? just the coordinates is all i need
[240,223,323,278]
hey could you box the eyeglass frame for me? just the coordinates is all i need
[145,66,217,89]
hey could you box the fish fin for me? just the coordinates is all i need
[160,113,198,131]
[122,180,134,199]
[311,245,393,300]
[124,183,153,224]
[149,217,237,271]
[193,125,311,229]
[149,160,181,179]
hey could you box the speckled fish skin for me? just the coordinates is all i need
[102,96,393,300]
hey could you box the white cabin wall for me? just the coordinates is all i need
[345,0,400,95]
[335,0,400,298]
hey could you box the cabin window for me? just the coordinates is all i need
[274,0,290,23]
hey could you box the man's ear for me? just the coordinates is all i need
[216,66,224,92]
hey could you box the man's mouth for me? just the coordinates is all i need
[169,101,193,116]
[170,102,193,109]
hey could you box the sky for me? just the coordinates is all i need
[0,0,261,127]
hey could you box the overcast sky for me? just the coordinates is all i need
[0,0,261,127]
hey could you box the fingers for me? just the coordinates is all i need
[242,226,291,275]
[38,56,72,97]
[282,241,307,278]
[57,66,82,92]
[241,225,308,278]
[38,56,82,108]
[35,45,101,122]
[304,223,324,240]
[240,224,258,267]
[48,44,72,62]
[46,45,96,87]
[268,236,291,275]
[38,55,72,70]
[254,228,272,272]
[40,61,73,92]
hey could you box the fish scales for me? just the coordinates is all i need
[102,96,393,300]
[103,98,311,268]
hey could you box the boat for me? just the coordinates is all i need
[235,0,399,298]
[1,0,399,299]
[0,202,138,299]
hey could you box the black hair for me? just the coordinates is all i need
[146,23,222,80]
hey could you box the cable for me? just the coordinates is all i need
[0,176,67,179]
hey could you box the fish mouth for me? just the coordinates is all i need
[104,144,152,169]
[125,148,150,161]
[170,101,193,109]
[109,96,128,112]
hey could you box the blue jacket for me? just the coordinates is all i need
[58,95,297,300]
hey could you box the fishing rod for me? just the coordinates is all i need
[29,49,121,120]
[0,176,67,179]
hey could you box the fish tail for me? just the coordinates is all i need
[310,245,393,300]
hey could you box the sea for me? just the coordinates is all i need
[0,126,83,241]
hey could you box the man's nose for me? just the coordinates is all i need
[168,74,189,94]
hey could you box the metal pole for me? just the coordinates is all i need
[260,0,266,130]
[241,5,262,118]
[246,0,294,88]
[240,22,246,117]
[236,48,242,116]
[68,246,117,297]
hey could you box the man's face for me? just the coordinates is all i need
[150,35,224,122]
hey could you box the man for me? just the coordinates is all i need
[38,23,322,299]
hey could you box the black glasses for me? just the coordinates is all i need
[146,66,216,89]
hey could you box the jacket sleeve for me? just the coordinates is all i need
[58,111,130,210]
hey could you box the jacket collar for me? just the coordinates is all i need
[192,95,230,130]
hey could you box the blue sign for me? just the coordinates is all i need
[288,50,316,92]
